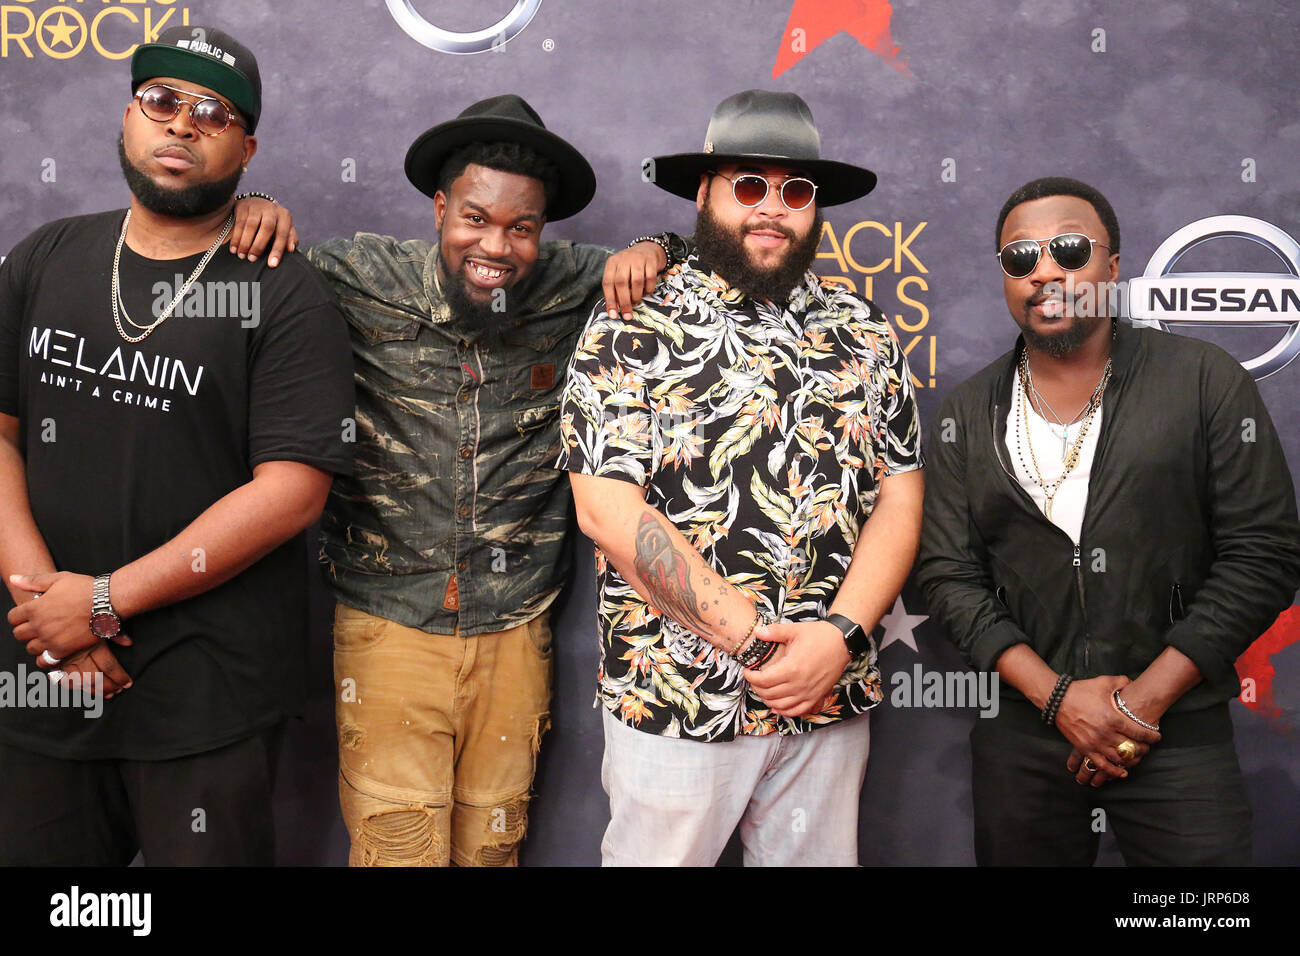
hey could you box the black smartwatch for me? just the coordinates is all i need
[825,613,871,658]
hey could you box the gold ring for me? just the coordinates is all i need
[1082,756,1098,772]
[1117,739,1137,761]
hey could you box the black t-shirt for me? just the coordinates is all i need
[0,210,356,760]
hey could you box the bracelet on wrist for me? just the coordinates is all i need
[728,606,761,656]
[628,234,670,260]
[735,637,774,669]
[1041,673,1073,725]
[731,609,774,668]
[752,640,780,669]
[234,191,277,204]
[1113,690,1160,732]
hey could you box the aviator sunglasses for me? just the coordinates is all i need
[712,171,818,211]
[133,83,247,137]
[997,233,1111,278]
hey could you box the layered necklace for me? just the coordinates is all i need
[1013,348,1111,521]
[111,208,235,344]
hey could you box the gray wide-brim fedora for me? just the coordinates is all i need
[650,90,876,206]
[405,94,596,221]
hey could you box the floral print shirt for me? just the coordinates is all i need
[557,255,923,740]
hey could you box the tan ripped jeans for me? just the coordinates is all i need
[332,603,553,866]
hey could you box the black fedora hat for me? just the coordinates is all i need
[405,94,596,221]
[650,90,876,207]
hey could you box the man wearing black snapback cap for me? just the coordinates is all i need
[0,25,355,865]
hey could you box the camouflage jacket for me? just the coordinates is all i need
[307,233,608,635]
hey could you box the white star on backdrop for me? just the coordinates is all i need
[877,596,929,653]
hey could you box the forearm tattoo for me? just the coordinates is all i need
[633,511,712,635]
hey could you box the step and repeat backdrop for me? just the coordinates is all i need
[2,0,1297,865]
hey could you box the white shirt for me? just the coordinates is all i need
[1004,374,1101,545]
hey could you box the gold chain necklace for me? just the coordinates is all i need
[1014,350,1111,520]
[1023,368,1092,459]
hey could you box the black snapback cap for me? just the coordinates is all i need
[131,25,261,133]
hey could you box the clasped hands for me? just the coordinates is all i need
[741,618,852,718]
[1056,675,1161,788]
[6,572,133,698]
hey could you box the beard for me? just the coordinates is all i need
[692,201,823,304]
[117,135,243,218]
[1015,301,1108,358]
[438,257,525,339]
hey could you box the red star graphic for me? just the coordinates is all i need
[772,0,910,79]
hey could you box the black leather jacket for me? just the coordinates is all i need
[917,320,1300,722]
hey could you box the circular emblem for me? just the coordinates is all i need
[90,612,121,639]
[1128,215,1300,380]
[385,0,543,55]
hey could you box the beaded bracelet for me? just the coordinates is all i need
[732,610,775,668]
[627,232,690,267]
[734,637,774,669]
[728,607,761,657]
[627,235,673,272]
[752,639,780,669]
[1041,673,1073,725]
[234,191,277,204]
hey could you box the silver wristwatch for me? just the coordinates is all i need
[89,573,122,640]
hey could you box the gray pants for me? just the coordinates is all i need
[599,707,871,866]
[971,716,1252,865]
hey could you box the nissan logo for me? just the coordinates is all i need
[1128,215,1300,380]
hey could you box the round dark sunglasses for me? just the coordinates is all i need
[133,83,247,137]
[997,233,1111,278]
[712,172,817,211]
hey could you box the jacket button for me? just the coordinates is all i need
[458,391,470,402]
[457,561,467,571]
[459,447,471,459]
[458,505,469,517]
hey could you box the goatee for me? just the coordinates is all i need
[118,135,242,218]
[1016,307,1107,358]
[692,202,822,304]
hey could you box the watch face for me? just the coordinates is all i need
[843,624,869,657]
[90,612,120,639]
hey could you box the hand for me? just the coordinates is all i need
[229,197,297,266]
[1066,744,1149,788]
[52,643,133,699]
[7,572,132,663]
[602,241,668,319]
[1064,743,1150,788]
[743,620,851,718]
[1055,675,1159,786]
